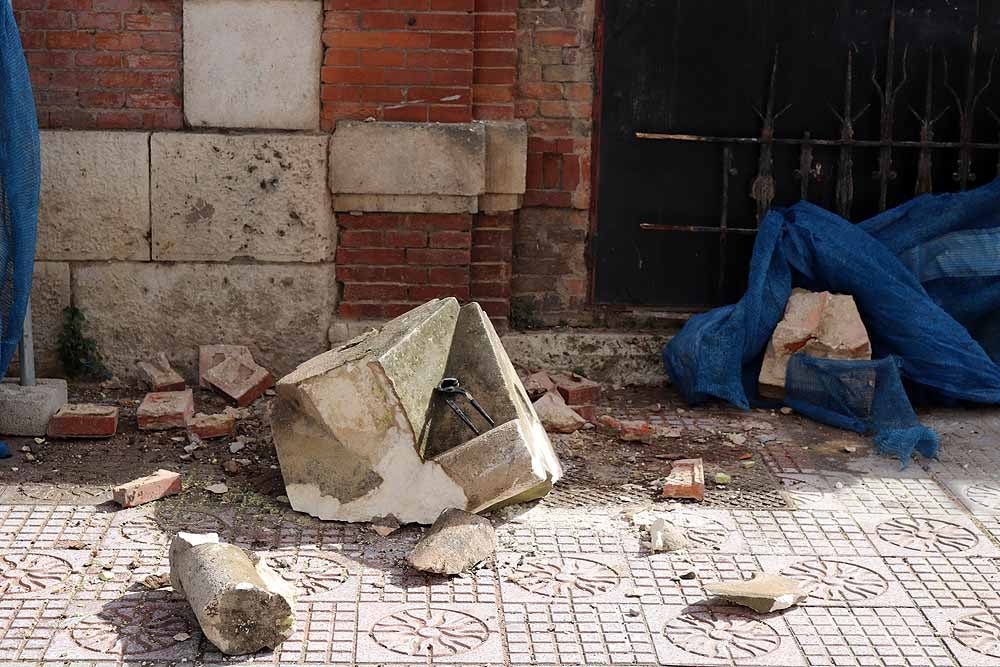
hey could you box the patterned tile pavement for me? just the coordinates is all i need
[4,409,1000,665]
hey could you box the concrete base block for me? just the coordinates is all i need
[0,379,68,436]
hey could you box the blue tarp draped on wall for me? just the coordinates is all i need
[664,180,1000,463]
[0,4,40,378]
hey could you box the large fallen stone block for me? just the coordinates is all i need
[408,508,497,575]
[759,288,872,399]
[270,298,562,524]
[169,532,295,655]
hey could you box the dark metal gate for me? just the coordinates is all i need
[594,0,1000,309]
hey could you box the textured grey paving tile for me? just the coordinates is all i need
[645,604,804,666]
[259,548,359,603]
[505,602,655,665]
[0,483,112,505]
[777,474,845,511]
[652,508,747,554]
[732,510,877,557]
[926,607,1000,667]
[885,557,1000,609]
[856,514,1000,557]
[497,522,641,554]
[761,443,819,475]
[360,563,498,605]
[356,603,502,663]
[757,555,913,607]
[625,553,760,605]
[498,553,628,604]
[784,606,955,666]
[202,601,357,665]
[45,592,199,663]
[71,550,169,604]
[0,504,111,550]
[99,505,236,552]
[937,479,1000,517]
[830,475,964,516]
[0,549,90,600]
[0,598,68,663]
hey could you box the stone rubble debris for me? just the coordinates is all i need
[661,458,705,501]
[169,532,295,655]
[648,518,689,552]
[189,412,237,440]
[112,469,182,508]
[206,483,228,494]
[533,391,586,433]
[370,514,401,537]
[270,298,561,524]
[137,389,195,431]
[714,472,732,485]
[522,371,557,401]
[759,288,872,399]
[137,352,186,392]
[47,403,118,438]
[703,572,809,613]
[597,415,655,443]
[407,508,497,575]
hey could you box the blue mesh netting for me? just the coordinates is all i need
[0,4,40,378]
[663,181,1000,464]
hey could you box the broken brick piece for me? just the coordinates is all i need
[661,458,705,502]
[522,371,557,401]
[551,372,601,406]
[189,413,236,440]
[137,352,186,392]
[569,404,596,421]
[113,469,182,507]
[47,404,119,438]
[199,345,254,389]
[204,356,274,407]
[137,390,195,430]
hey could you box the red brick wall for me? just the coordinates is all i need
[13,0,183,129]
[472,0,515,121]
[510,0,595,326]
[320,0,476,127]
[336,213,481,319]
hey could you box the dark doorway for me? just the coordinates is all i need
[594,0,1000,309]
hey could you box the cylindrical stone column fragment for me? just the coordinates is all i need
[169,532,295,655]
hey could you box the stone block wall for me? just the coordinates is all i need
[12,0,598,380]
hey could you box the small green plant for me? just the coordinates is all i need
[58,307,110,380]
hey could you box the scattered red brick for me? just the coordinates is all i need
[569,404,596,422]
[204,356,274,407]
[47,404,118,438]
[523,371,556,401]
[189,413,236,440]
[596,414,654,443]
[112,469,182,508]
[198,344,254,389]
[137,352,185,392]
[137,390,194,431]
[661,458,705,502]
[551,372,601,405]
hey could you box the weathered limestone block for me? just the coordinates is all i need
[408,508,497,575]
[169,532,295,655]
[533,391,585,433]
[38,131,149,261]
[759,289,872,399]
[151,134,334,262]
[73,262,336,381]
[271,298,561,524]
[329,122,486,213]
[30,262,70,376]
[704,573,808,613]
[183,0,322,130]
[479,120,527,212]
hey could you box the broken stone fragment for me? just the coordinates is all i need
[199,345,255,389]
[270,298,562,524]
[759,288,871,399]
[204,355,274,407]
[137,390,194,430]
[370,514,401,536]
[47,403,118,438]
[703,573,809,613]
[113,469,181,508]
[649,518,688,552]
[661,458,705,501]
[137,352,185,392]
[407,508,497,575]
[533,391,586,433]
[189,413,236,440]
[522,371,556,401]
[169,532,295,655]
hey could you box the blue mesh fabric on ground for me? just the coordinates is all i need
[663,182,1000,463]
[0,5,40,378]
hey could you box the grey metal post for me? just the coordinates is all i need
[18,300,35,387]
